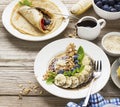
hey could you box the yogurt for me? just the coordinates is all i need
[103,35,120,54]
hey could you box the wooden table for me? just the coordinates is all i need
[0,0,120,106]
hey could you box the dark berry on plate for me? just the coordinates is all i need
[108,0,115,5]
[114,4,120,11]
[44,19,51,25]
[41,19,45,30]
[118,2,120,5]
[96,1,103,8]
[74,64,80,69]
[74,60,79,64]
[73,55,78,60]
[102,0,108,4]
[102,4,110,11]
[115,0,120,3]
[58,70,64,74]
[94,0,101,3]
[110,8,117,11]
[71,68,75,71]
[109,6,113,9]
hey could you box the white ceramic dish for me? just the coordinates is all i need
[92,0,120,20]
[101,32,120,57]
[111,58,120,89]
[2,0,69,41]
[103,104,119,107]
[76,16,106,41]
[34,38,110,99]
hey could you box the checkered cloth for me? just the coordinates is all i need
[66,93,120,107]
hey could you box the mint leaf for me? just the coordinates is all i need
[46,72,57,84]
[77,46,85,62]
[19,1,24,5]
[46,77,54,84]
[71,70,76,76]
[64,71,73,77]
[78,65,85,73]
[19,0,32,6]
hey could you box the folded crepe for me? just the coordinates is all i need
[18,6,55,33]
[11,0,63,36]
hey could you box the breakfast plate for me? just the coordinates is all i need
[34,38,110,99]
[111,58,120,89]
[2,0,69,41]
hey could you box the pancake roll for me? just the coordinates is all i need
[18,6,55,33]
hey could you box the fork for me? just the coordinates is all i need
[82,60,102,107]
[35,7,79,20]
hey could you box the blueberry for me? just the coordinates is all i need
[102,0,108,4]
[115,0,120,3]
[58,70,64,74]
[108,0,115,5]
[44,19,51,25]
[118,2,120,5]
[94,0,101,3]
[110,8,117,11]
[74,64,80,69]
[74,60,79,64]
[109,6,113,9]
[114,4,120,11]
[71,68,75,71]
[102,5,110,11]
[96,1,103,8]
[73,54,78,60]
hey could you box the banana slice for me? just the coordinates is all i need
[70,0,92,15]
[82,70,90,83]
[82,55,91,65]
[70,76,79,88]
[62,76,72,88]
[84,65,92,72]
[78,73,85,85]
[54,74,66,86]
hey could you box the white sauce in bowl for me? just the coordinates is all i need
[103,35,120,54]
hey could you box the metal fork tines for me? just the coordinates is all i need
[95,60,102,72]
[82,60,102,107]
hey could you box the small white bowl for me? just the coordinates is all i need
[92,0,120,20]
[111,58,120,89]
[101,32,120,56]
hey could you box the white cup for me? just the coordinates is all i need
[76,16,106,40]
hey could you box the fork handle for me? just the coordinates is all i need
[82,78,95,107]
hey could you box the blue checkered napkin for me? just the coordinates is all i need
[66,93,120,107]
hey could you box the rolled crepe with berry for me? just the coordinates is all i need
[18,6,55,33]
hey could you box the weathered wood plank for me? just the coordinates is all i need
[0,95,118,107]
[0,68,119,97]
[0,96,80,107]
[0,69,49,96]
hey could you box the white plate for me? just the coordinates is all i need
[2,0,69,41]
[103,104,119,107]
[34,38,110,99]
[111,58,120,89]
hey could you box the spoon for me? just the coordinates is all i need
[35,7,79,20]
[117,57,120,64]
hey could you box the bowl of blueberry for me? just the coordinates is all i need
[92,0,120,20]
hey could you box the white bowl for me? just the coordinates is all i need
[92,0,120,20]
[101,32,120,56]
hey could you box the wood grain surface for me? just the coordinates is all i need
[0,0,120,106]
